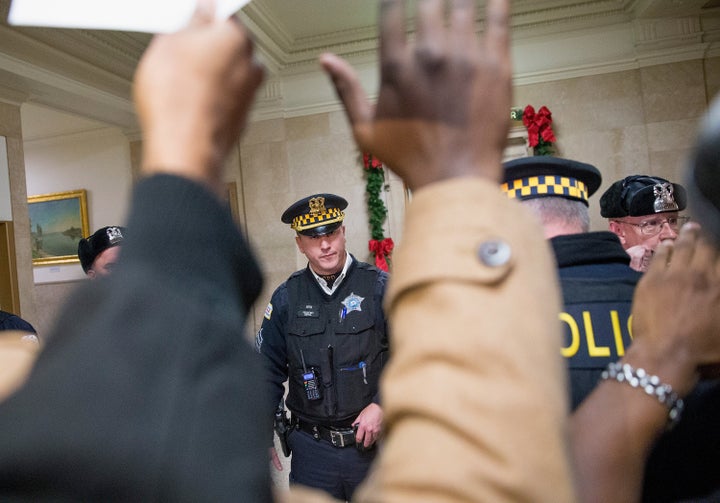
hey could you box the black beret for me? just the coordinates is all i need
[599,175,687,218]
[78,226,126,272]
[281,194,348,237]
[501,156,602,206]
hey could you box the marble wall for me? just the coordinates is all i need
[515,59,717,231]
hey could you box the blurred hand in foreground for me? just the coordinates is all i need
[320,0,512,191]
[133,0,264,195]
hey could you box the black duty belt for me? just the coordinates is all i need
[296,419,356,448]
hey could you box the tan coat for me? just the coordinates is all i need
[355,178,575,502]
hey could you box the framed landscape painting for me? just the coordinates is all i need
[28,189,89,266]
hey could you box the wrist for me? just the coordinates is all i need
[601,361,685,429]
[142,142,223,196]
[622,343,699,398]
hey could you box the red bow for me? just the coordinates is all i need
[369,237,394,272]
[522,105,556,147]
[363,153,383,170]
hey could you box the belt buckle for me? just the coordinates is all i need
[330,429,351,447]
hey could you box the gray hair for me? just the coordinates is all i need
[521,197,590,233]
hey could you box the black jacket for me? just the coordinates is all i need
[552,231,720,503]
[0,175,273,502]
[256,257,389,426]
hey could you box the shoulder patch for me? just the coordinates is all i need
[264,302,273,320]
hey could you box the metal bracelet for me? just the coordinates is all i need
[601,361,684,428]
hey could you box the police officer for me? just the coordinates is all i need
[78,226,126,278]
[503,156,720,502]
[501,156,639,410]
[600,175,688,272]
[255,193,388,500]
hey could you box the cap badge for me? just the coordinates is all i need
[309,197,326,216]
[653,183,679,213]
[106,226,124,245]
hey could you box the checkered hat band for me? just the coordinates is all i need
[292,208,345,231]
[501,176,589,202]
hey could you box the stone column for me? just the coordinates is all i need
[0,97,37,323]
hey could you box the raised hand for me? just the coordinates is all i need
[134,0,264,195]
[320,0,512,191]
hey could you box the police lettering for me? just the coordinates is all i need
[559,305,633,368]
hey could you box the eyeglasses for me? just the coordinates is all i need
[615,216,690,236]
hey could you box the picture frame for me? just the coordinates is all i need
[225,181,240,224]
[28,189,89,266]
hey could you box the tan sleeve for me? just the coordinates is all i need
[354,177,576,503]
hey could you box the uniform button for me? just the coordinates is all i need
[478,240,511,267]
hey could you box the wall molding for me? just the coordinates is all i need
[3,2,720,131]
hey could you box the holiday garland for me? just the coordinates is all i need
[363,153,393,272]
[522,105,557,156]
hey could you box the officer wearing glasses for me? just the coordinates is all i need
[503,161,718,501]
[600,175,688,272]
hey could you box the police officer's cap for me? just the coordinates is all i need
[78,226,126,273]
[281,194,348,237]
[599,175,687,218]
[501,156,602,206]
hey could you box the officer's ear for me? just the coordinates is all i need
[295,233,305,253]
[608,220,626,244]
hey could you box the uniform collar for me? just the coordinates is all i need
[550,231,632,268]
[310,252,353,295]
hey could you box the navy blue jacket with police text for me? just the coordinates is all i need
[552,231,720,502]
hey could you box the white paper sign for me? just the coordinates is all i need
[8,0,251,34]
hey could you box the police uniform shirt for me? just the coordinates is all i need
[255,254,389,426]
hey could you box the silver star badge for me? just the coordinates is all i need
[341,293,364,314]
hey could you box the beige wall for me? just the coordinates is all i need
[0,101,36,327]
[13,57,720,340]
[515,58,719,231]
[22,125,134,338]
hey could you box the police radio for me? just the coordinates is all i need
[300,350,321,401]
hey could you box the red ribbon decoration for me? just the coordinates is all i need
[363,153,383,169]
[369,237,394,272]
[522,105,556,147]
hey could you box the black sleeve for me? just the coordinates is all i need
[0,312,36,335]
[255,283,290,417]
[0,175,273,503]
[376,270,390,349]
[373,270,390,405]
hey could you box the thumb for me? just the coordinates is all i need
[189,0,215,27]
